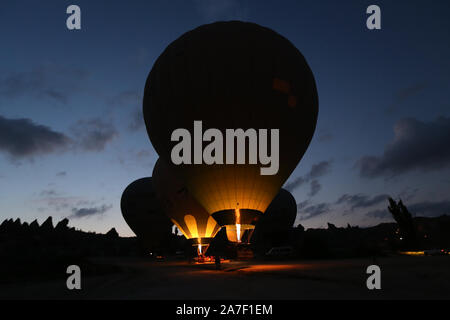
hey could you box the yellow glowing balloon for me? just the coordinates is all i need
[152,158,221,253]
[144,21,318,242]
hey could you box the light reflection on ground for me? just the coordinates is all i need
[1,256,450,299]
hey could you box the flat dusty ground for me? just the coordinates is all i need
[1,256,449,299]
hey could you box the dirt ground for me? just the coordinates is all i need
[1,255,449,300]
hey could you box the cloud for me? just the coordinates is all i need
[365,208,389,219]
[38,196,98,213]
[386,83,428,113]
[308,180,321,197]
[71,118,117,151]
[408,200,450,217]
[356,116,450,178]
[285,160,332,192]
[0,114,71,159]
[36,190,111,219]
[297,200,311,210]
[298,202,330,220]
[109,90,144,131]
[0,114,119,161]
[136,149,152,159]
[395,83,427,103]
[39,189,60,197]
[398,187,420,202]
[317,133,333,142]
[128,107,144,131]
[109,90,140,107]
[41,197,77,212]
[297,193,390,222]
[56,171,67,177]
[69,204,112,219]
[309,161,331,179]
[336,193,390,210]
[0,65,87,104]
[285,176,306,192]
[366,199,450,219]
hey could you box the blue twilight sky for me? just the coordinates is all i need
[1,0,450,236]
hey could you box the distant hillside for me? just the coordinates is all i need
[252,215,450,258]
[1,214,449,282]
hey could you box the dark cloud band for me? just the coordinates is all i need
[0,115,70,158]
[356,116,450,178]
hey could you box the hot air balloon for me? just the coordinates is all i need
[143,21,318,243]
[259,188,297,232]
[152,158,221,256]
[120,178,172,251]
[254,188,297,248]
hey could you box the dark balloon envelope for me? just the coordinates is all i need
[258,188,297,232]
[144,21,318,242]
[120,177,172,250]
[152,158,221,254]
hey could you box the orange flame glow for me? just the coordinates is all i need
[235,208,241,243]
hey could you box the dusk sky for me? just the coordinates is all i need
[1,0,450,237]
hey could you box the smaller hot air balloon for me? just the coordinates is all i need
[120,178,172,252]
[259,188,297,232]
[254,188,297,250]
[152,159,221,257]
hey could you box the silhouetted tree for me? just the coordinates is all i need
[388,197,418,250]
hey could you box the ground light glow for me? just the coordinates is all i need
[399,251,425,256]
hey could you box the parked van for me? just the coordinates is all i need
[265,246,295,259]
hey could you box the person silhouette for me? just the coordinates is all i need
[215,254,221,270]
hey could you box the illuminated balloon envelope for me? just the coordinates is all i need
[120,178,172,250]
[152,158,221,255]
[144,21,318,243]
